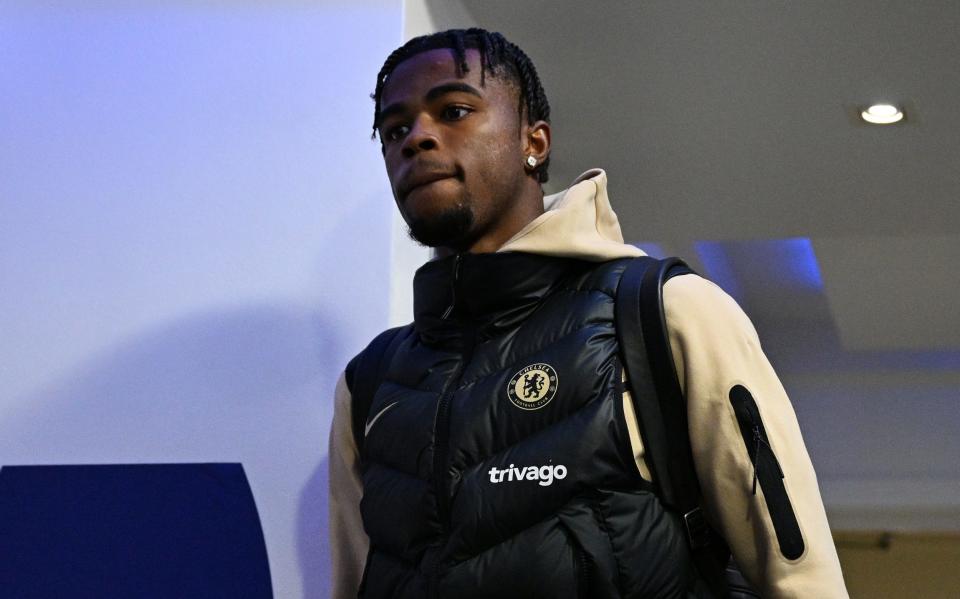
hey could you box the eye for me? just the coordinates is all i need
[442,105,472,121]
[382,124,409,143]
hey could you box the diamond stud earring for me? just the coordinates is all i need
[525,156,538,168]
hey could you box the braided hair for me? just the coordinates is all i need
[371,28,552,183]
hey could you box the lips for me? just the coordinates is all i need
[399,171,456,201]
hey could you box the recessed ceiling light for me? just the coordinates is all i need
[861,104,904,125]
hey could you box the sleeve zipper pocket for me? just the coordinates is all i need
[728,385,805,560]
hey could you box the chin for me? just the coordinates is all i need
[405,204,475,249]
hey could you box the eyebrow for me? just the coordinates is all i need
[378,82,484,127]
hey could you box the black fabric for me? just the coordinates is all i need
[614,257,701,513]
[346,325,414,456]
[617,258,764,599]
[725,558,763,599]
[639,258,699,511]
[616,259,760,598]
[729,385,804,561]
[613,257,673,502]
[352,252,710,598]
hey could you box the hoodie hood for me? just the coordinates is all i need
[497,168,645,262]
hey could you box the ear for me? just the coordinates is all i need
[522,120,551,169]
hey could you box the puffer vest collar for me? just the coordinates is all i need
[413,252,585,346]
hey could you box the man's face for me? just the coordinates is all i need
[378,48,530,251]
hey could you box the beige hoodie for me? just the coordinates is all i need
[328,169,848,598]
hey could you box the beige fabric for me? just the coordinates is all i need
[329,373,367,598]
[497,168,645,262]
[621,374,654,482]
[328,169,848,598]
[664,274,847,597]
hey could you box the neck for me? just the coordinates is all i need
[440,180,545,256]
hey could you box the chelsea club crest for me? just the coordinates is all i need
[507,363,558,410]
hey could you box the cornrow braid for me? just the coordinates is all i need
[370,28,551,183]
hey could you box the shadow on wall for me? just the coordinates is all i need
[0,304,343,599]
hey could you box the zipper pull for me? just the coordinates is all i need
[751,424,785,495]
[441,254,463,320]
[765,435,785,479]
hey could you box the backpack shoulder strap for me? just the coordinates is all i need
[615,256,696,508]
[344,325,412,456]
[616,256,735,595]
[638,257,699,513]
[614,256,674,500]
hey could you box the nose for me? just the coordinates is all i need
[401,115,438,158]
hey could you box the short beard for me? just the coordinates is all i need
[406,202,475,250]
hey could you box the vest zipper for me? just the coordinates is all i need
[433,254,471,531]
[728,385,805,560]
[441,254,462,320]
[433,383,458,534]
[430,254,477,598]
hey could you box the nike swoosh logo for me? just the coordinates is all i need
[364,401,399,438]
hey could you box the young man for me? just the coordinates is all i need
[329,29,847,598]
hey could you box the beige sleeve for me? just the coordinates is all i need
[328,371,369,599]
[662,274,848,598]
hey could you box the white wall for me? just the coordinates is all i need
[0,2,401,597]
[387,0,476,326]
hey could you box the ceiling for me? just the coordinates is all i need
[423,0,960,525]
[459,2,960,236]
[428,0,960,355]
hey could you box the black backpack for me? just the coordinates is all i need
[346,256,759,598]
[615,257,759,598]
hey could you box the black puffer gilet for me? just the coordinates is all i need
[350,252,706,598]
